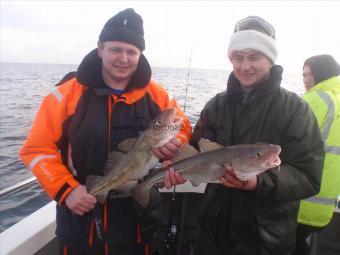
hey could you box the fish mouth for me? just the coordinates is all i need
[172,115,183,127]
[151,109,183,147]
[263,145,281,168]
[272,144,281,155]
[162,108,183,128]
[162,108,177,125]
[267,154,281,166]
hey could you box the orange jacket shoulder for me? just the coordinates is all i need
[147,81,192,143]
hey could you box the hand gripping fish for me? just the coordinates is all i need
[86,108,183,204]
[131,139,281,207]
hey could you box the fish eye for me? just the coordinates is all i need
[155,120,162,125]
[256,152,262,158]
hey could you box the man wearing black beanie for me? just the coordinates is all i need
[295,55,340,255]
[20,8,192,255]
[302,54,340,91]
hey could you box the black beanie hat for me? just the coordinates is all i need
[303,54,340,85]
[99,8,145,51]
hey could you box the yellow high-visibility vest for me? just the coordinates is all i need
[298,76,340,227]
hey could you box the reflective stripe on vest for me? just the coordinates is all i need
[304,195,337,206]
[325,145,340,155]
[302,90,339,206]
[316,91,340,155]
[316,90,334,140]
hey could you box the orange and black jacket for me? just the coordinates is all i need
[20,49,192,205]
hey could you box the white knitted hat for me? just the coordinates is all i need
[228,17,278,63]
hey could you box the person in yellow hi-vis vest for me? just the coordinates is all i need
[294,54,340,255]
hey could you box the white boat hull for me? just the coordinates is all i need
[0,201,56,255]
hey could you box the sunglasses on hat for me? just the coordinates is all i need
[234,16,275,39]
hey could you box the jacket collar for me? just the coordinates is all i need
[226,65,283,98]
[307,76,340,93]
[76,48,152,95]
[226,65,283,141]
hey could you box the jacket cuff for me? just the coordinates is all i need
[251,170,276,199]
[55,179,79,205]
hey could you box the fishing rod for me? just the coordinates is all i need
[163,185,178,254]
[183,42,193,113]
[164,41,194,255]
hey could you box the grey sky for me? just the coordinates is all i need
[1,1,340,74]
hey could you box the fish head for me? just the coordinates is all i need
[231,144,281,173]
[144,108,183,148]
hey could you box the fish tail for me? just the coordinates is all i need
[131,182,153,208]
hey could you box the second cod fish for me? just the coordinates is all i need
[131,139,281,207]
[87,107,183,203]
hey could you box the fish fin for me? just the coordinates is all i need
[131,183,153,208]
[115,180,138,192]
[104,151,126,176]
[117,138,138,153]
[86,175,104,190]
[198,139,223,152]
[171,143,199,163]
[190,180,202,187]
[97,191,109,204]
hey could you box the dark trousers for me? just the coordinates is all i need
[56,191,161,255]
[293,223,325,255]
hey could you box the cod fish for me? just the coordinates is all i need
[131,139,281,207]
[87,108,182,203]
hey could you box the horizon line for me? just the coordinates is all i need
[0,61,229,72]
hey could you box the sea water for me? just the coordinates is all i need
[0,62,304,232]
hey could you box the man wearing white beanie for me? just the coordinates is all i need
[228,16,278,64]
[166,16,324,255]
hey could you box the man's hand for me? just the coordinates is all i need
[152,137,181,160]
[220,165,257,191]
[65,185,97,215]
[164,167,187,189]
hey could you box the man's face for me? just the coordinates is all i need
[302,66,315,91]
[98,41,141,87]
[230,50,273,89]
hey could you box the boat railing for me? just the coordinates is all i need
[0,176,37,199]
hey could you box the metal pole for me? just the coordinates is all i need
[183,41,193,113]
